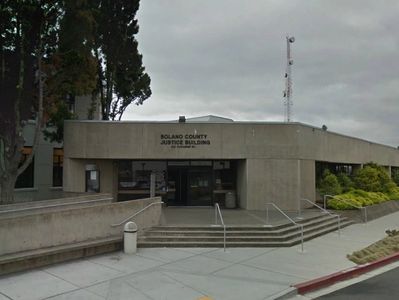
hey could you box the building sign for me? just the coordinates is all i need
[160,134,211,149]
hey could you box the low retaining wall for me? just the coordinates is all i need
[0,197,162,256]
[334,200,399,223]
[0,193,113,218]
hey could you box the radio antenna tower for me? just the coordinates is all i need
[283,35,295,122]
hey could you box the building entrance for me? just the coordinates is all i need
[167,166,213,206]
[117,160,236,206]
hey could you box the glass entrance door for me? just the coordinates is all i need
[167,168,187,206]
[166,163,214,206]
[187,169,213,206]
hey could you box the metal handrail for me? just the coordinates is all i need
[266,202,304,252]
[111,201,164,227]
[214,203,226,252]
[324,194,367,223]
[300,198,341,236]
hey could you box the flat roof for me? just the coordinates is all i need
[65,119,398,151]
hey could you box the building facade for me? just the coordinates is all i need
[14,120,65,202]
[14,95,101,202]
[63,118,399,210]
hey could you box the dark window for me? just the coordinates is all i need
[214,161,236,190]
[15,147,34,189]
[118,160,167,191]
[118,160,167,201]
[316,161,357,188]
[66,94,75,113]
[53,148,63,187]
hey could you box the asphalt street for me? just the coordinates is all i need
[317,265,399,300]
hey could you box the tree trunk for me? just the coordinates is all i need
[0,25,44,205]
[0,139,21,204]
[17,49,44,177]
[0,172,17,204]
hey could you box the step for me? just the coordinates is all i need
[145,215,342,237]
[151,213,333,231]
[144,215,344,238]
[138,220,352,244]
[140,220,350,241]
[289,220,354,245]
[138,223,353,248]
[138,219,353,247]
[0,236,122,276]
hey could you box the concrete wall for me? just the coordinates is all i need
[245,159,300,210]
[63,158,86,193]
[236,160,247,209]
[63,159,114,196]
[300,160,316,209]
[0,193,112,217]
[297,125,399,165]
[0,197,162,256]
[64,121,399,165]
[237,159,314,211]
[74,95,101,120]
[64,122,301,160]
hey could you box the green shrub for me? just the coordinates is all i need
[319,170,342,196]
[337,173,354,192]
[387,187,399,200]
[353,166,382,192]
[353,163,394,193]
[327,189,390,210]
[392,169,399,186]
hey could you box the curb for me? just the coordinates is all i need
[293,251,399,295]
[268,287,297,300]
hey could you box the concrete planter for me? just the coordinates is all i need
[332,200,399,223]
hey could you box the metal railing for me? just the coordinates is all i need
[299,198,341,236]
[324,194,367,223]
[266,202,304,252]
[214,203,227,252]
[111,201,164,227]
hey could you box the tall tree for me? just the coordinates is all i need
[43,0,97,142]
[46,0,152,139]
[1,0,151,203]
[93,0,151,121]
[0,0,97,203]
[0,0,61,203]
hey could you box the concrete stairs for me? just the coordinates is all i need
[138,214,353,248]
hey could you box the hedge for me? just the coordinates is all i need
[327,189,391,210]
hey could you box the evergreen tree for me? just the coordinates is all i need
[353,163,395,193]
[318,170,342,196]
[0,0,150,203]
[93,0,151,120]
[0,0,61,203]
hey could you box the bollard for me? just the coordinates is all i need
[124,221,138,254]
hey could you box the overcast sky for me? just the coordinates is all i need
[124,0,399,147]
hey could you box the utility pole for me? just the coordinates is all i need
[283,35,295,122]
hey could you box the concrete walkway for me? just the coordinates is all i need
[1,212,399,300]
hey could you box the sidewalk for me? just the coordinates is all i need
[1,212,399,300]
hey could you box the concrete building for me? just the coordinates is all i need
[63,117,399,210]
[14,120,65,202]
[14,95,101,202]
